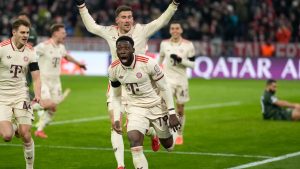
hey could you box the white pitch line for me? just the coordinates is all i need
[227,151,300,169]
[185,101,241,110]
[50,101,242,125]
[0,143,271,159]
[50,116,109,125]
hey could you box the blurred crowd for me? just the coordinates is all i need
[1,0,300,43]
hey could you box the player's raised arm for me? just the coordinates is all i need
[158,41,166,65]
[75,0,108,37]
[142,0,180,38]
[64,54,87,70]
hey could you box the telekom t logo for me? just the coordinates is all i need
[52,57,60,68]
[10,64,23,78]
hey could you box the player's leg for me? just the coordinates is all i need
[127,106,150,169]
[35,82,61,138]
[176,103,185,145]
[151,115,175,151]
[0,121,14,142]
[145,125,160,151]
[108,102,125,169]
[0,105,14,142]
[35,83,51,137]
[15,108,35,169]
[108,84,126,169]
[291,105,300,120]
[35,109,53,138]
[128,131,147,169]
[175,85,189,145]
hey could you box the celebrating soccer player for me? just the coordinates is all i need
[75,0,181,168]
[159,21,196,145]
[0,19,41,169]
[34,24,86,138]
[109,36,181,169]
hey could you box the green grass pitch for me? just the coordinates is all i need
[1,76,299,169]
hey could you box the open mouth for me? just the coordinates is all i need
[119,55,128,63]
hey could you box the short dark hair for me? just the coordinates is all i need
[12,19,31,31]
[170,20,183,26]
[266,79,276,85]
[116,36,134,47]
[115,5,132,18]
[50,24,64,35]
[18,12,29,17]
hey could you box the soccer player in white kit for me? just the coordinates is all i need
[34,24,86,138]
[109,36,181,169]
[75,0,182,168]
[159,21,195,145]
[0,19,41,169]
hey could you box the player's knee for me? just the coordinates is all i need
[166,143,175,152]
[160,136,174,151]
[131,146,143,152]
[2,133,13,142]
[19,130,31,141]
[130,140,143,148]
[128,131,144,147]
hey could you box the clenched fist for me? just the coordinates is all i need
[75,0,85,6]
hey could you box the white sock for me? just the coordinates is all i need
[24,139,34,169]
[131,146,148,169]
[37,110,52,131]
[12,120,18,131]
[111,130,124,167]
[145,127,156,138]
[32,102,44,111]
[178,114,185,136]
[37,110,44,117]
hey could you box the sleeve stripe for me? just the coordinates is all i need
[111,60,120,68]
[136,59,148,63]
[153,74,164,81]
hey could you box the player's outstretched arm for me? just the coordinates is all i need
[64,54,87,70]
[275,100,298,109]
[75,0,108,37]
[143,0,179,38]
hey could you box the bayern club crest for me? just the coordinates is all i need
[23,56,29,62]
[136,72,142,78]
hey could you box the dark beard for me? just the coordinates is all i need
[269,90,276,94]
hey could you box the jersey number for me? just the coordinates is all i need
[23,101,31,110]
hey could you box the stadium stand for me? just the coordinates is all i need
[1,0,300,57]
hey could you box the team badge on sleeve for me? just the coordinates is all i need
[154,64,162,75]
[136,72,142,78]
[24,56,29,62]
